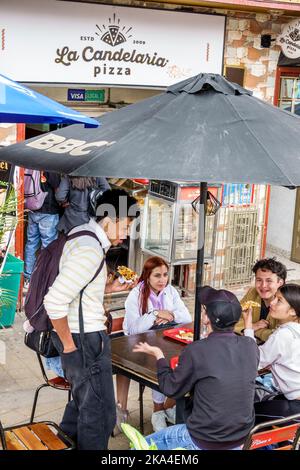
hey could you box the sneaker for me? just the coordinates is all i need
[151,410,168,432]
[165,406,176,425]
[115,403,129,434]
[23,278,30,292]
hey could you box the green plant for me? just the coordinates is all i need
[0,180,19,322]
[0,180,18,269]
[121,423,158,450]
[121,423,185,450]
[0,285,16,307]
[0,181,18,264]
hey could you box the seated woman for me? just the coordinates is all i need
[116,256,192,432]
[243,283,300,423]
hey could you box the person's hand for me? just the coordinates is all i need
[63,346,77,354]
[242,307,253,329]
[62,340,77,354]
[133,342,165,360]
[156,310,174,322]
[154,317,170,326]
[253,319,270,331]
[105,278,132,294]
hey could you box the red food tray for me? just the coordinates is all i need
[163,327,194,344]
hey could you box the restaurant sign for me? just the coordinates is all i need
[278,19,300,59]
[1,0,225,87]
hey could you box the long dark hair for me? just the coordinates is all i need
[279,284,300,318]
[138,256,169,315]
[69,176,97,191]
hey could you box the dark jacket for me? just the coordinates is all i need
[56,176,110,233]
[157,331,259,449]
[39,172,61,215]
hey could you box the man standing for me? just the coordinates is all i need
[24,171,61,282]
[44,189,138,450]
[235,258,287,342]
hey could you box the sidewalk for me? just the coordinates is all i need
[0,309,157,450]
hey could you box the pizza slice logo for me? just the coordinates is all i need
[96,13,133,47]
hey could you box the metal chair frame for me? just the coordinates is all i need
[243,413,300,450]
[30,353,71,423]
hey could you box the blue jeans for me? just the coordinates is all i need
[24,212,59,279]
[146,424,242,450]
[51,330,116,450]
[45,356,64,378]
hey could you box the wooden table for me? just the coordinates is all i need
[111,323,193,433]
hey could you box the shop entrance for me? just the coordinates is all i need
[274,67,300,262]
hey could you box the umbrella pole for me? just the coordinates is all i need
[193,182,207,341]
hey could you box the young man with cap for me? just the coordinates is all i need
[133,286,259,450]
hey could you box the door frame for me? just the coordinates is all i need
[274,67,300,262]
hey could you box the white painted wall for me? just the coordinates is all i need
[266,186,296,257]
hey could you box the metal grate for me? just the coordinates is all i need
[224,208,258,286]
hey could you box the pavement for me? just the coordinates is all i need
[1,249,299,450]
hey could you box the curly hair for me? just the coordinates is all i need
[252,258,287,282]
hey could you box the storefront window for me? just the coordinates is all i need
[279,76,300,115]
[280,78,294,99]
[143,196,173,259]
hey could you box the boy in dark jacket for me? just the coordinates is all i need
[133,286,259,450]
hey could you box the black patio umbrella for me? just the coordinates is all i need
[2,73,300,339]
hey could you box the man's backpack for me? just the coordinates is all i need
[24,169,48,211]
[24,230,104,332]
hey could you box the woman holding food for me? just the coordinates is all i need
[116,256,192,433]
[243,283,300,423]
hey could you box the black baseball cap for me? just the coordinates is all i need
[199,286,242,328]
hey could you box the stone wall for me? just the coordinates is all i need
[108,1,298,102]
[224,12,287,102]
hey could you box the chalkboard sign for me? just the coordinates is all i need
[0,161,11,182]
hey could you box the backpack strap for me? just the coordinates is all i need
[66,230,106,368]
[79,255,105,367]
[66,230,100,242]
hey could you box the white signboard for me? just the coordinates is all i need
[278,19,300,59]
[1,0,225,87]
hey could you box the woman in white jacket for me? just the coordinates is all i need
[116,256,191,432]
[243,283,300,423]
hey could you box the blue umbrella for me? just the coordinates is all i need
[0,73,99,128]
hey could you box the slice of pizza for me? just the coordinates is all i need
[117,265,138,284]
[241,300,260,311]
[175,330,194,341]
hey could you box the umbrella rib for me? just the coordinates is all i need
[225,97,294,186]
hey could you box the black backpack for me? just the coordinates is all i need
[24,231,104,357]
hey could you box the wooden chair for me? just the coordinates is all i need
[30,353,71,423]
[243,413,300,450]
[0,420,75,450]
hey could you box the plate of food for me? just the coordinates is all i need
[241,300,260,311]
[163,327,194,344]
[116,265,138,284]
